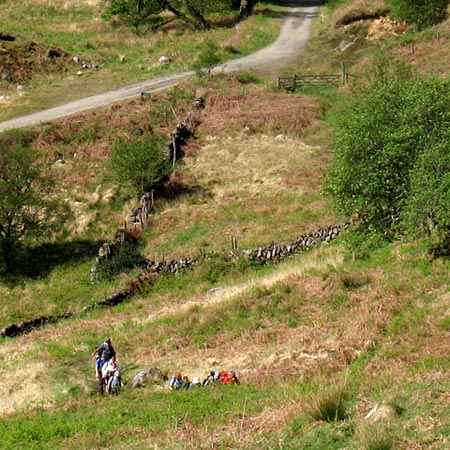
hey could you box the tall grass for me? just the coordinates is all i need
[0,383,271,450]
[358,423,395,450]
[306,385,349,423]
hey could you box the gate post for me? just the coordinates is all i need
[341,61,348,85]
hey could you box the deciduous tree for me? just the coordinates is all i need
[103,0,166,35]
[104,0,237,33]
[326,58,450,247]
[0,130,69,272]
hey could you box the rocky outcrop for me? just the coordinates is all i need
[132,367,167,388]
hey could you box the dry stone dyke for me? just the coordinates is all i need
[90,97,205,282]
[1,222,346,338]
[0,95,349,339]
[238,225,346,264]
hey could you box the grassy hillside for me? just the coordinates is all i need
[1,1,450,449]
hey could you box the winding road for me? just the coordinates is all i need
[0,1,320,132]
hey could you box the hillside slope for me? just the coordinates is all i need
[0,1,450,449]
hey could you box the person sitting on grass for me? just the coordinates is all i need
[220,370,240,385]
[169,372,183,390]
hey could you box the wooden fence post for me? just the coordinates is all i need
[172,134,177,166]
[341,61,348,85]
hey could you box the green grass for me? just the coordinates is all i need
[0,261,121,324]
[1,1,450,449]
[0,383,272,450]
[305,383,350,422]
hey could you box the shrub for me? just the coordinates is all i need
[95,239,145,281]
[388,0,449,30]
[108,134,172,195]
[326,57,450,247]
[194,39,222,75]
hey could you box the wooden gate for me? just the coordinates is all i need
[277,63,349,91]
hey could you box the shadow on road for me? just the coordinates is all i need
[269,0,324,7]
[259,9,320,20]
[258,0,322,20]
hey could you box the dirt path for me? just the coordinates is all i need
[0,1,320,132]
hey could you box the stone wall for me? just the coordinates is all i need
[90,97,205,282]
[1,223,346,338]
[238,225,346,264]
[0,95,349,339]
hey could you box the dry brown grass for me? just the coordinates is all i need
[102,245,405,390]
[330,0,388,28]
[134,84,335,256]
[196,88,322,139]
[0,339,52,415]
[392,24,450,78]
[329,0,450,79]
[187,135,327,200]
[23,0,99,8]
[0,247,344,416]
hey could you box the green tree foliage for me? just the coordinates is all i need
[104,0,238,33]
[194,39,221,75]
[388,0,449,29]
[103,0,166,35]
[326,61,450,245]
[402,92,450,235]
[0,130,69,272]
[108,134,172,194]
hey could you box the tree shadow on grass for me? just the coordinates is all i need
[2,239,104,283]
[0,179,211,284]
[211,1,323,27]
[211,13,241,28]
[158,180,213,203]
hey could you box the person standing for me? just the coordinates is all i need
[92,338,116,387]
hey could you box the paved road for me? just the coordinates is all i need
[0,1,320,132]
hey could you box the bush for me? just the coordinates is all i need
[108,134,172,194]
[95,240,145,281]
[326,57,450,246]
[194,39,222,75]
[388,0,449,29]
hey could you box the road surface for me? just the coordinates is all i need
[0,1,320,132]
